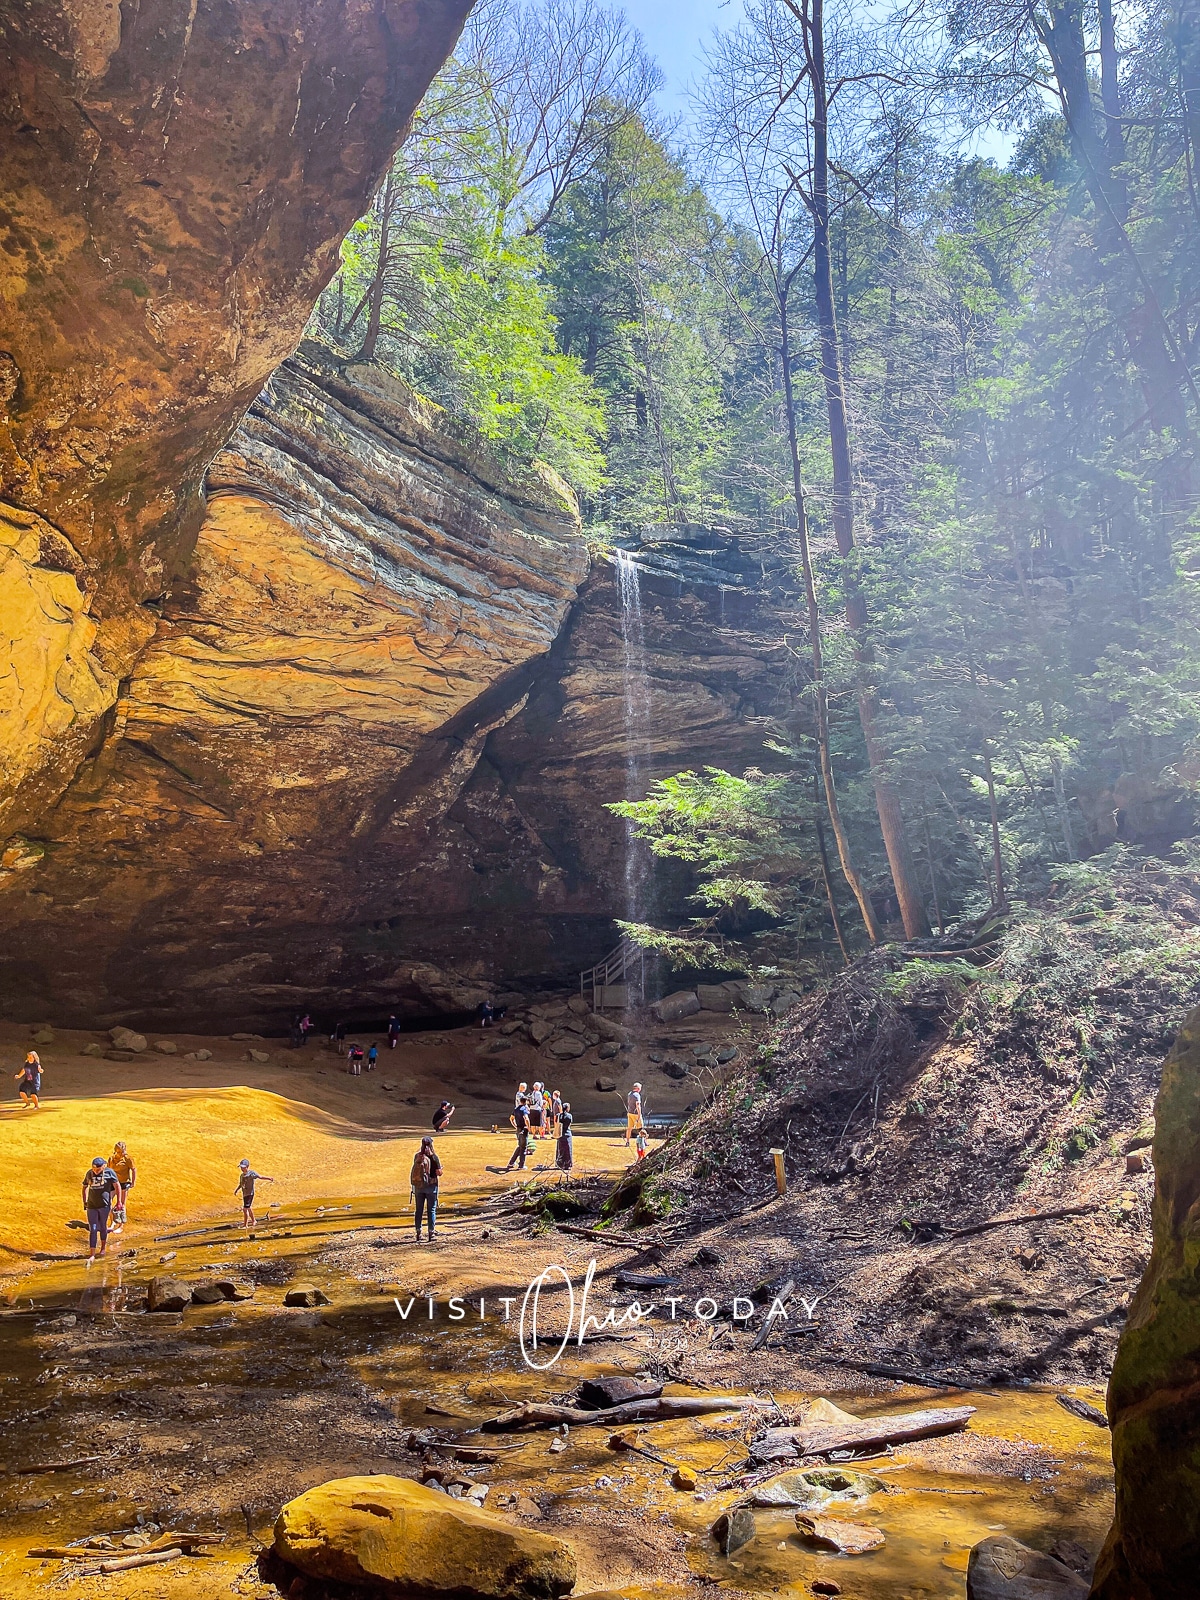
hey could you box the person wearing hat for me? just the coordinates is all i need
[81,1157,122,1261]
[15,1050,42,1109]
[235,1159,274,1228]
[108,1142,136,1228]
[624,1082,644,1146]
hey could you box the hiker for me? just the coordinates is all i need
[81,1156,122,1261]
[410,1136,442,1241]
[298,1013,313,1046]
[367,1044,378,1071]
[235,1158,273,1228]
[624,1082,644,1146]
[433,1100,455,1133]
[333,1020,347,1055]
[387,1015,401,1050]
[510,1082,528,1128]
[478,999,494,1029]
[347,1042,364,1076]
[556,1101,574,1171]
[506,1098,530,1171]
[15,1050,42,1109]
[550,1088,563,1138]
[528,1082,545,1138]
[108,1141,136,1228]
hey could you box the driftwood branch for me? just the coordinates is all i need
[481,1395,766,1433]
[942,1205,1099,1241]
[14,1454,104,1475]
[85,1548,184,1574]
[751,1405,975,1463]
[750,1279,795,1353]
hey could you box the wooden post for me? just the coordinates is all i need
[770,1148,786,1196]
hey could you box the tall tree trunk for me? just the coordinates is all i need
[921,806,944,935]
[781,295,881,945]
[814,797,850,964]
[357,168,396,363]
[807,0,931,940]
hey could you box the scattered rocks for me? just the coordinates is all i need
[109,1026,147,1052]
[795,1514,886,1555]
[246,1049,270,1063]
[652,990,700,1023]
[147,1276,192,1313]
[967,1535,1088,1598]
[190,1281,226,1305]
[716,1046,740,1065]
[153,1040,177,1054]
[213,1278,255,1300]
[273,1474,577,1598]
[662,1059,689,1079]
[285,1285,330,1307]
[712,1507,756,1556]
[79,1042,104,1057]
[578,1375,663,1410]
[184,1048,213,1061]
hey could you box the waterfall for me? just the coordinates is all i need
[615,549,651,924]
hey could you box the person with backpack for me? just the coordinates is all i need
[108,1141,136,1228]
[15,1050,42,1109]
[347,1043,364,1076]
[235,1158,273,1228]
[556,1102,574,1171]
[624,1083,644,1146]
[506,1098,530,1171]
[410,1137,442,1241]
[81,1156,122,1260]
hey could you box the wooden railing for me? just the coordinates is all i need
[580,935,645,1009]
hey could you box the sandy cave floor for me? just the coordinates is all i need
[0,1015,1114,1600]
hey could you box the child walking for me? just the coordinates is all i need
[235,1158,274,1228]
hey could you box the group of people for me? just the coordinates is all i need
[506,1081,574,1172]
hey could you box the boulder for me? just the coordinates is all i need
[595,1077,617,1093]
[591,1014,630,1045]
[109,1026,147,1053]
[104,1049,137,1061]
[740,985,777,1014]
[147,1276,192,1313]
[273,1474,577,1598]
[184,1049,213,1061]
[153,1040,177,1054]
[671,1467,697,1491]
[966,1536,1088,1598]
[652,990,700,1023]
[214,1278,255,1301]
[79,1043,103,1057]
[285,1284,330,1307]
[547,1037,586,1060]
[696,985,735,1012]
[577,1376,663,1410]
[770,990,803,1018]
[795,1515,885,1555]
[711,1507,756,1556]
[597,1042,620,1060]
[748,1468,885,1511]
[662,1060,689,1080]
[1091,1007,1200,1600]
[32,1027,54,1043]
[567,995,591,1016]
[190,1282,226,1305]
[716,1046,740,1065]
[529,1020,554,1045]
[246,1049,270,1063]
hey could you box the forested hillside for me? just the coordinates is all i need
[311,0,1200,974]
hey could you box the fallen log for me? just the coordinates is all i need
[13,1455,105,1476]
[481,1395,767,1433]
[942,1205,1098,1242]
[751,1405,975,1464]
[85,1548,184,1574]
[554,1224,649,1248]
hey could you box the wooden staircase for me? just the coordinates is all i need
[579,935,645,1010]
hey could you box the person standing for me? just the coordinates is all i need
[333,1020,347,1055]
[299,1013,313,1046]
[347,1043,364,1076]
[81,1156,121,1261]
[550,1089,563,1139]
[235,1158,273,1228]
[556,1102,574,1171]
[410,1136,442,1241]
[624,1082,644,1146]
[387,1015,401,1050]
[366,1044,378,1071]
[506,1098,530,1171]
[15,1051,42,1109]
[108,1141,136,1228]
[528,1082,545,1139]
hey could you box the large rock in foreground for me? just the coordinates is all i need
[273,1475,577,1598]
[1090,1008,1200,1599]
[968,1536,1087,1597]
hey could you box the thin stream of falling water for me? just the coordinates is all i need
[615,549,652,923]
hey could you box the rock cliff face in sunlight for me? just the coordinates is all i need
[0,0,473,836]
[0,349,795,1028]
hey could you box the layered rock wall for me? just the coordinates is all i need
[0,0,472,833]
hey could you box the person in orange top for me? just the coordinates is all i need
[108,1142,136,1228]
